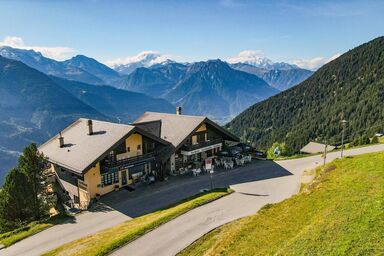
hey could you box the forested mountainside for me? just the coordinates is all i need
[226,37,384,152]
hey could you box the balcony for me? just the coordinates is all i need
[181,138,223,156]
[103,152,155,171]
[101,146,173,173]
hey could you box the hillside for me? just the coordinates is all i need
[52,77,175,123]
[0,56,107,183]
[180,152,384,256]
[227,37,384,152]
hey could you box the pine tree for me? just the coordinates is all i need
[18,143,48,219]
[0,168,33,230]
[0,143,49,231]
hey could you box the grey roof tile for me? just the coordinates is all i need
[134,112,205,148]
[39,118,135,174]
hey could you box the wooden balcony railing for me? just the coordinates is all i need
[182,138,223,152]
[102,146,173,173]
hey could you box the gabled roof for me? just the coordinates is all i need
[134,112,239,149]
[39,118,136,174]
[134,120,162,138]
[38,118,172,175]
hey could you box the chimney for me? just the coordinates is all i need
[58,132,64,148]
[87,119,93,135]
[176,106,182,115]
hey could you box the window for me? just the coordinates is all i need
[137,145,141,150]
[101,172,119,186]
[197,133,205,143]
[192,135,198,145]
[127,147,130,152]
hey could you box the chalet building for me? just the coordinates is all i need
[39,109,238,209]
[134,108,239,175]
[39,118,172,209]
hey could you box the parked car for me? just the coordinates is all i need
[235,143,255,152]
[253,150,267,159]
[217,148,241,158]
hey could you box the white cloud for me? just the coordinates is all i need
[105,50,175,67]
[292,54,341,70]
[0,36,75,60]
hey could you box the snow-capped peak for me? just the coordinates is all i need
[0,46,44,62]
[105,51,173,74]
[228,50,273,67]
[228,50,297,70]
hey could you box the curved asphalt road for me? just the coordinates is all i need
[110,144,384,256]
[1,144,382,256]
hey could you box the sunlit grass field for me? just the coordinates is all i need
[43,188,232,256]
[180,152,384,256]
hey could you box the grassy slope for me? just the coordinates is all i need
[180,152,384,256]
[0,214,71,247]
[43,188,232,256]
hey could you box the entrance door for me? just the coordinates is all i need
[121,170,127,186]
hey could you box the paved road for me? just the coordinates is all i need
[1,144,383,256]
[111,144,384,256]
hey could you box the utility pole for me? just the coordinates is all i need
[340,119,347,158]
[209,170,214,190]
[323,139,328,166]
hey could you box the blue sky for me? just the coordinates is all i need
[0,0,383,69]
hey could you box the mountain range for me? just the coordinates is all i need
[0,46,313,121]
[0,46,315,182]
[109,51,173,75]
[0,56,174,184]
[119,59,312,121]
[163,60,279,122]
[119,60,280,122]
[0,46,124,86]
[226,36,384,152]
[227,50,299,70]
[231,63,313,91]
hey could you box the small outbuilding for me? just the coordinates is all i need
[300,142,336,154]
